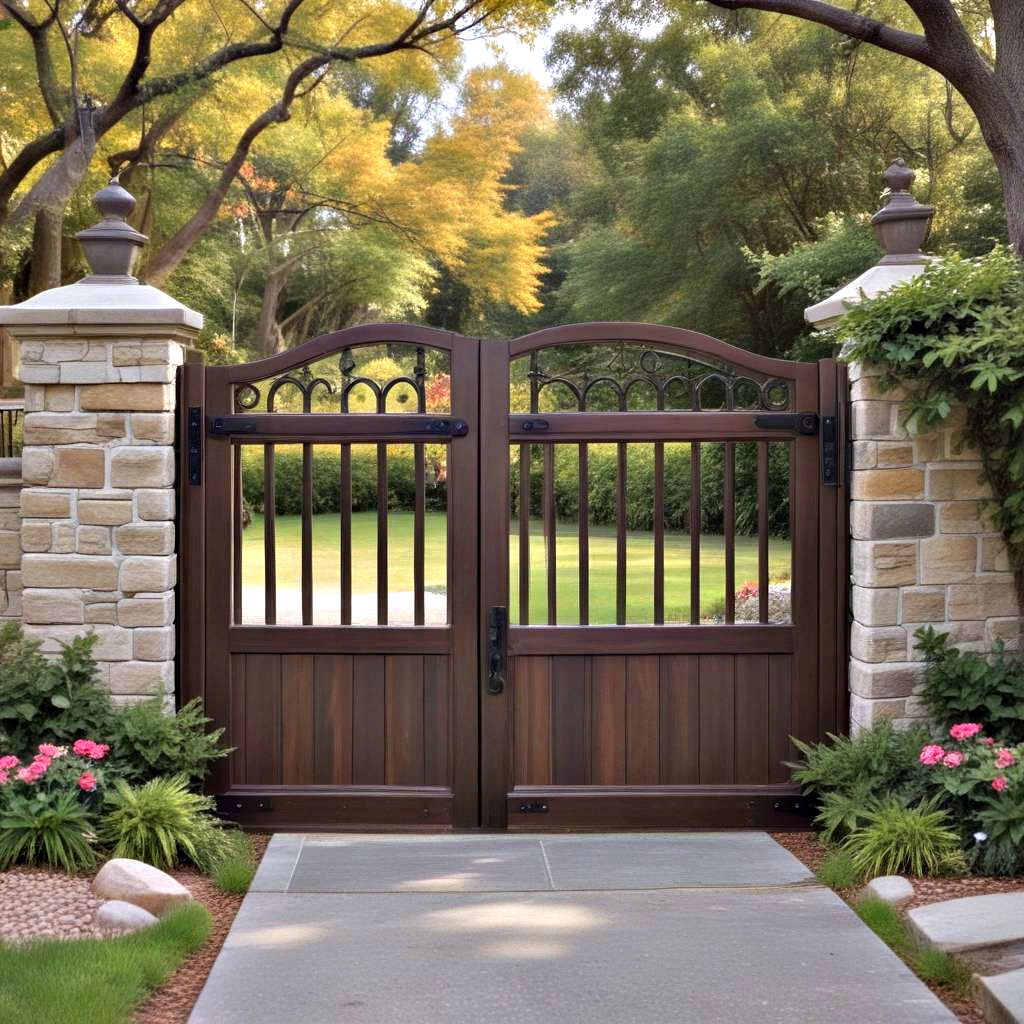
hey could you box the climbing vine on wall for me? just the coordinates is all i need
[835,246,1024,601]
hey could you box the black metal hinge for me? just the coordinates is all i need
[188,407,202,485]
[821,414,839,487]
[753,411,819,435]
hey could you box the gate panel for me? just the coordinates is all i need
[480,323,842,829]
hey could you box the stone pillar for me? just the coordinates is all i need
[0,180,201,705]
[807,160,1023,731]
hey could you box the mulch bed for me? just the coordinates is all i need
[134,832,271,1024]
[771,831,1024,1024]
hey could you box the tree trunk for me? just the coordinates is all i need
[28,207,63,295]
[257,264,293,356]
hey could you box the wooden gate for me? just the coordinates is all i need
[179,322,847,831]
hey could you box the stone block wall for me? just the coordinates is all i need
[0,459,22,623]
[849,361,1023,729]
[15,330,186,706]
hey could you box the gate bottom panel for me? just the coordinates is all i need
[505,785,812,830]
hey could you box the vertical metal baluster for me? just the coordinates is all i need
[690,441,701,624]
[414,348,426,626]
[616,440,627,626]
[578,440,589,626]
[654,386,665,624]
[758,440,769,624]
[544,442,556,625]
[340,351,353,625]
[233,443,243,625]
[724,440,736,624]
[263,442,276,625]
[518,444,530,625]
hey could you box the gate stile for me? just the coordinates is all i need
[180,320,847,832]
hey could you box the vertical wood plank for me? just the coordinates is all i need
[690,441,701,624]
[423,655,449,787]
[724,441,735,624]
[340,444,352,625]
[551,656,588,784]
[313,655,352,785]
[414,443,425,625]
[654,441,665,624]
[244,654,281,784]
[385,655,425,785]
[281,654,315,784]
[513,657,551,786]
[698,654,735,784]
[768,654,794,783]
[377,443,388,625]
[660,655,700,784]
[352,654,386,784]
[626,655,660,784]
[264,444,277,624]
[232,444,243,625]
[758,441,769,623]
[734,654,769,784]
[590,656,625,785]
[616,442,627,625]
[818,358,840,738]
[518,443,530,625]
[229,654,246,785]
[579,442,590,625]
[544,443,557,624]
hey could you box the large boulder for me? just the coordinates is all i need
[96,899,160,935]
[92,858,192,916]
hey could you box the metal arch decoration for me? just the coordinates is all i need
[525,343,792,413]
[232,345,429,414]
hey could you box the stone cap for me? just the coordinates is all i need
[0,278,203,331]
[804,257,932,328]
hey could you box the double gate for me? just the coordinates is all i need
[179,322,847,831]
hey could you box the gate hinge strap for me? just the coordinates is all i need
[752,412,818,435]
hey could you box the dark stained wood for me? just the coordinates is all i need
[768,654,794,784]
[415,443,425,625]
[232,445,243,625]
[508,625,793,656]
[544,442,557,624]
[660,655,700,784]
[758,441,769,623]
[352,654,386,785]
[313,655,353,785]
[653,441,665,624]
[264,445,277,624]
[377,442,388,625]
[213,413,468,441]
[281,655,315,784]
[590,656,626,785]
[551,656,588,784]
[509,412,812,442]
[423,655,449,787]
[698,654,735,784]
[578,443,590,625]
[229,654,246,785]
[518,443,530,625]
[626,655,660,785]
[385,655,425,785]
[301,443,313,625]
[724,441,735,624]
[818,358,840,738]
[229,626,450,654]
[244,654,281,785]
[340,444,352,625]
[513,656,552,786]
[616,442,627,625]
[690,440,701,624]
[734,654,769,784]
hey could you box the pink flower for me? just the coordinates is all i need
[32,754,51,770]
[89,743,109,760]
[950,723,984,741]
[37,743,63,758]
[982,737,996,746]
[16,766,39,783]
[0,755,19,771]
[72,739,109,760]
[943,751,965,768]
[920,744,946,766]
[992,776,1009,793]
[995,748,1017,770]
[0,770,8,784]
[77,772,97,793]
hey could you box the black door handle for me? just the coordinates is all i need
[486,606,507,695]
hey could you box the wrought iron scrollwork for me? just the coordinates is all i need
[525,343,791,413]
[340,346,427,414]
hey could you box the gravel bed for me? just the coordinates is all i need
[0,870,105,944]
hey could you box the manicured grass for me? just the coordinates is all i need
[816,848,864,890]
[0,902,212,1023]
[242,511,790,623]
[212,832,259,894]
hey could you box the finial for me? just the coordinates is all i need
[871,159,934,262]
[75,178,149,280]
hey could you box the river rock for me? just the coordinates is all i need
[96,899,160,934]
[92,859,192,916]
[864,875,914,906]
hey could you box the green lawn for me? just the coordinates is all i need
[243,511,790,624]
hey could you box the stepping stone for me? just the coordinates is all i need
[864,875,914,906]
[908,893,1024,953]
[975,967,1024,1024]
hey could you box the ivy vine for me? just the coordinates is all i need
[834,246,1024,601]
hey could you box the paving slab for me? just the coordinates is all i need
[908,892,1024,953]
[975,967,1024,1024]
[190,884,953,1024]
[252,832,815,893]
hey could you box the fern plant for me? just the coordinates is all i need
[842,799,963,878]
[0,790,96,871]
[814,784,881,843]
[100,775,230,871]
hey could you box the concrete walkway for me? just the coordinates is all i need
[189,833,955,1023]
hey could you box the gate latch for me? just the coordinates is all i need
[187,407,202,485]
[821,414,839,487]
[753,412,819,435]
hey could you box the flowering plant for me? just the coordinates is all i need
[0,737,109,800]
